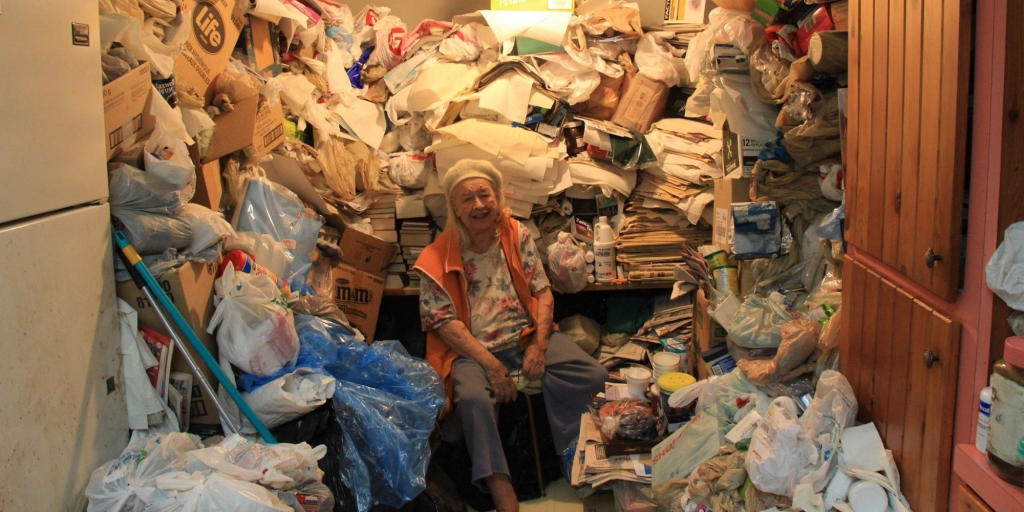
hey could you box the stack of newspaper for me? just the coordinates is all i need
[570,411,654,489]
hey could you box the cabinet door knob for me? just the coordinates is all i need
[923,349,940,368]
[925,248,943,268]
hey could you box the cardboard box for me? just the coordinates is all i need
[694,288,728,352]
[116,261,222,424]
[332,263,385,342]
[490,0,574,11]
[340,227,398,276]
[712,177,751,249]
[103,62,155,159]
[611,73,670,134]
[174,0,245,102]
[722,121,771,178]
[192,159,223,209]
[203,95,286,162]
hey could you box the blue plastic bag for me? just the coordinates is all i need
[242,315,444,511]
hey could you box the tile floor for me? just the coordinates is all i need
[470,479,616,512]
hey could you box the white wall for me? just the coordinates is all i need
[344,0,491,24]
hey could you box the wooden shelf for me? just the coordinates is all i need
[953,444,1024,511]
[384,281,674,297]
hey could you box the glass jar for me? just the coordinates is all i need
[988,336,1024,486]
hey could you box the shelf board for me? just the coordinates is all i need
[953,443,1024,511]
[384,281,675,297]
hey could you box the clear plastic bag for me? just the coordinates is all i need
[728,294,794,348]
[108,162,191,215]
[547,232,589,293]
[208,265,300,376]
[592,398,660,441]
[234,178,323,292]
[112,209,192,254]
[986,221,1024,310]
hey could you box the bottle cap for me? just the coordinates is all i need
[1005,336,1024,367]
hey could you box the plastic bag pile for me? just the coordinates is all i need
[84,432,332,512]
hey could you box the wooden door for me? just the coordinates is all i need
[841,257,961,511]
[845,0,972,301]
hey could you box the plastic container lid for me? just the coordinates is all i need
[1005,336,1024,367]
[652,351,681,369]
[657,372,696,393]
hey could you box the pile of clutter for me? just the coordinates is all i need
[92,0,919,510]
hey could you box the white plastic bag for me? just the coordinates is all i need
[181,203,235,255]
[85,432,203,511]
[144,123,196,204]
[796,370,857,493]
[185,434,327,490]
[243,369,336,430]
[208,265,300,376]
[193,473,293,512]
[388,152,433,189]
[546,232,588,293]
[745,396,818,497]
[987,221,1024,310]
[635,32,684,87]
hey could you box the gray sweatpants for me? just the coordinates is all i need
[451,332,608,482]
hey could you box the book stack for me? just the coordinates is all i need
[399,219,435,288]
[385,252,407,289]
[366,194,399,243]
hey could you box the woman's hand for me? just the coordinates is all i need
[485,362,517,403]
[522,344,547,381]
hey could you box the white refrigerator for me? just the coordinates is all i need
[0,1,128,509]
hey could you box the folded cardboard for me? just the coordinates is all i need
[722,121,771,178]
[340,227,398,275]
[192,159,223,210]
[115,261,221,425]
[712,177,751,249]
[103,62,155,159]
[611,73,669,134]
[175,0,245,102]
[332,263,385,342]
[694,288,728,352]
[203,94,286,162]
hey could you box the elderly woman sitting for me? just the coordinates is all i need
[413,159,607,511]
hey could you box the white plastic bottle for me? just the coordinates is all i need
[977,384,993,452]
[593,216,616,283]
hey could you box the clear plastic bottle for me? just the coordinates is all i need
[988,336,1024,486]
[593,216,616,283]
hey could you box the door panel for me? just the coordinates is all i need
[846,0,971,300]
[842,257,960,511]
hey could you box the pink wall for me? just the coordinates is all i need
[950,0,1008,508]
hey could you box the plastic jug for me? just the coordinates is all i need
[593,216,616,283]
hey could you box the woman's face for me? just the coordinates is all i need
[453,177,499,235]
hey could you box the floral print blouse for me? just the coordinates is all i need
[418,223,550,353]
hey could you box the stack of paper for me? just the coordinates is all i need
[570,412,654,489]
[630,295,694,352]
[399,220,434,288]
[615,195,711,282]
